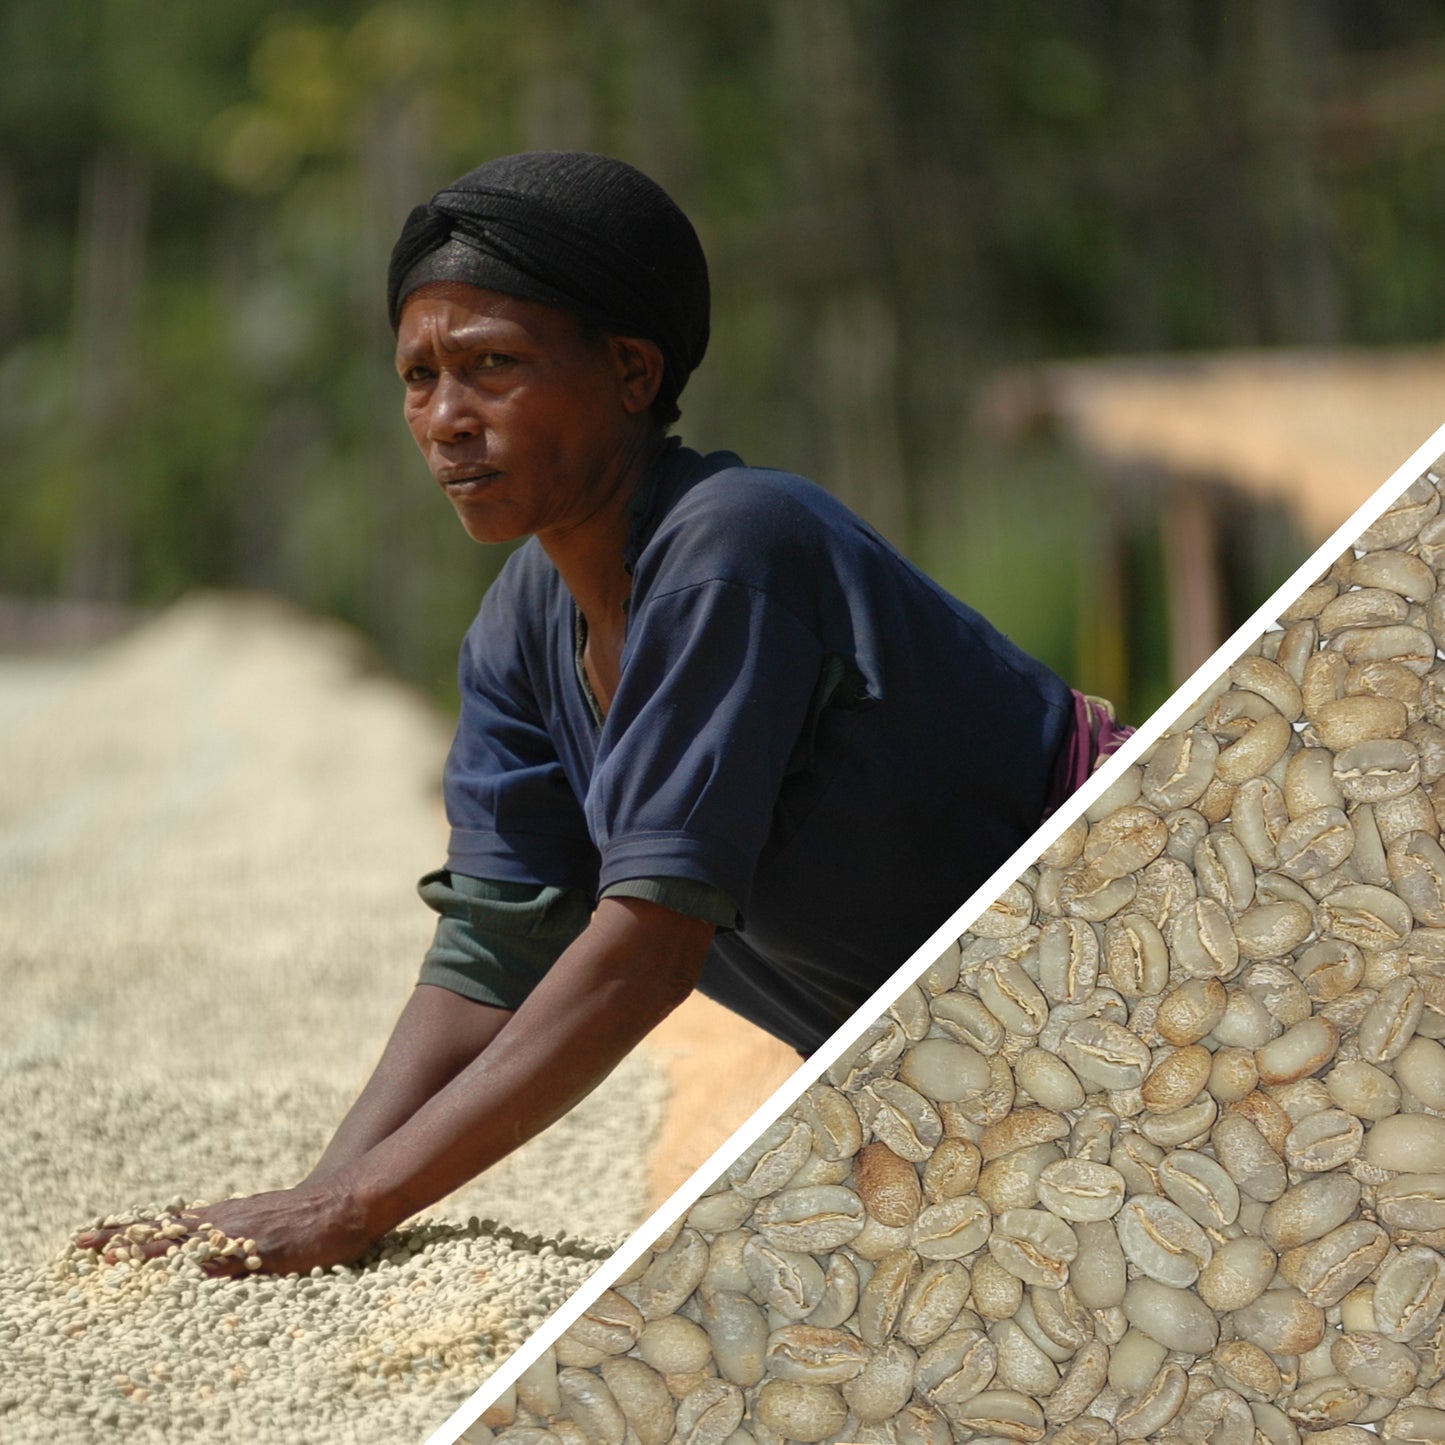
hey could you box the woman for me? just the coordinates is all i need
[81,151,1127,1275]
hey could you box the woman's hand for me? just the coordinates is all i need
[73,1177,377,1278]
[74,896,714,1277]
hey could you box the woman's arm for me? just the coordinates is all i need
[77,897,714,1274]
[299,984,516,1187]
[346,895,713,1233]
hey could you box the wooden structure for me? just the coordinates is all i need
[978,346,1445,679]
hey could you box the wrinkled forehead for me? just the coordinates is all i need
[394,283,590,359]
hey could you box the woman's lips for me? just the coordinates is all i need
[440,470,501,497]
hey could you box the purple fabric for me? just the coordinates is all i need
[1042,691,1135,819]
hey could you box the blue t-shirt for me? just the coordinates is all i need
[439,442,1073,1054]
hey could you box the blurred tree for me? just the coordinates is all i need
[1,0,1443,717]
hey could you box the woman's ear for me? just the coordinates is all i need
[611,335,666,416]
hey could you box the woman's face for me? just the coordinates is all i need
[396,284,661,546]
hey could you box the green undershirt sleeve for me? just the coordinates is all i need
[415,871,736,1010]
[415,869,593,1009]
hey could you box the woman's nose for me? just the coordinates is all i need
[427,372,481,443]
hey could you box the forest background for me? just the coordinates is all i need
[3,0,1444,720]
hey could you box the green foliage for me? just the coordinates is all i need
[918,443,1100,683]
[3,0,1445,708]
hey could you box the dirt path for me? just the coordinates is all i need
[643,991,803,1209]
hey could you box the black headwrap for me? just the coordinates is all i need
[387,151,710,424]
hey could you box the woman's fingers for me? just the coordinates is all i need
[74,1201,306,1275]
